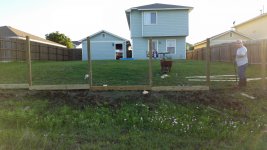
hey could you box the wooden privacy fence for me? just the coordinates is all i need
[187,39,267,64]
[0,38,81,61]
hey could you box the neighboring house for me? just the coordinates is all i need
[194,30,252,49]
[81,30,128,60]
[0,26,66,48]
[125,3,193,59]
[234,13,267,40]
[72,41,82,48]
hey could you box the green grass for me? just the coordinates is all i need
[0,60,266,149]
[0,60,263,88]
[0,90,266,149]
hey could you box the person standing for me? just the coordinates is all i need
[152,49,158,59]
[235,40,248,88]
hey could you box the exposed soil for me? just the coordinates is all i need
[0,89,258,112]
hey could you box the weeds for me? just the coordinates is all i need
[0,94,266,149]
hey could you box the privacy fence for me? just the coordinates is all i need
[0,38,81,61]
[186,39,267,64]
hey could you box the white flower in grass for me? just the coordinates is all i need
[84,74,89,80]
[142,90,149,95]
[172,119,178,125]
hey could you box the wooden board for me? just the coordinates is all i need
[152,86,209,91]
[0,84,29,89]
[91,85,151,91]
[29,84,90,90]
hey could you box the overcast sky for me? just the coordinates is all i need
[0,0,266,44]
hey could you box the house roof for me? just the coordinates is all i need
[233,13,267,28]
[194,30,252,46]
[126,3,193,12]
[0,26,66,48]
[72,41,82,46]
[81,30,128,42]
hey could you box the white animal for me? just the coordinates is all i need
[84,74,89,80]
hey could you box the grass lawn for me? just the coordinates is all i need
[0,89,266,149]
[0,60,266,149]
[0,60,263,89]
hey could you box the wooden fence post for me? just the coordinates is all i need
[15,39,18,60]
[87,37,92,89]
[26,36,32,86]
[148,38,153,87]
[38,45,41,60]
[261,40,266,90]
[206,38,211,88]
[0,39,1,61]
[55,47,58,61]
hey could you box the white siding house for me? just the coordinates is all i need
[125,3,193,59]
[81,30,128,60]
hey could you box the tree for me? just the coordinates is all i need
[45,31,73,48]
[186,43,194,51]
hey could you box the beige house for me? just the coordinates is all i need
[194,30,251,49]
[0,26,66,48]
[234,13,267,40]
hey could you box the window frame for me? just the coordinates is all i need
[166,39,176,54]
[144,11,157,25]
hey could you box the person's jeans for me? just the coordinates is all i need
[238,63,248,80]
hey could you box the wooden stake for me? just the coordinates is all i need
[148,38,153,87]
[206,38,211,88]
[26,36,32,86]
[87,37,92,89]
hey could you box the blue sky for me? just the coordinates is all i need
[0,0,266,44]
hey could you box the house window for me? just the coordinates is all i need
[144,12,157,25]
[102,33,105,38]
[166,40,176,54]
[115,43,123,50]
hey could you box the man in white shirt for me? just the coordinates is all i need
[235,40,248,88]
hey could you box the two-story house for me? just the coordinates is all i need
[125,3,193,59]
[234,13,267,40]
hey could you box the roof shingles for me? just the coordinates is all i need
[131,3,193,10]
[0,26,66,48]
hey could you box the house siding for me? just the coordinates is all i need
[142,10,189,37]
[235,15,267,40]
[132,37,186,59]
[130,10,142,38]
[194,32,251,49]
[210,32,250,46]
[127,4,191,60]
[82,31,127,60]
